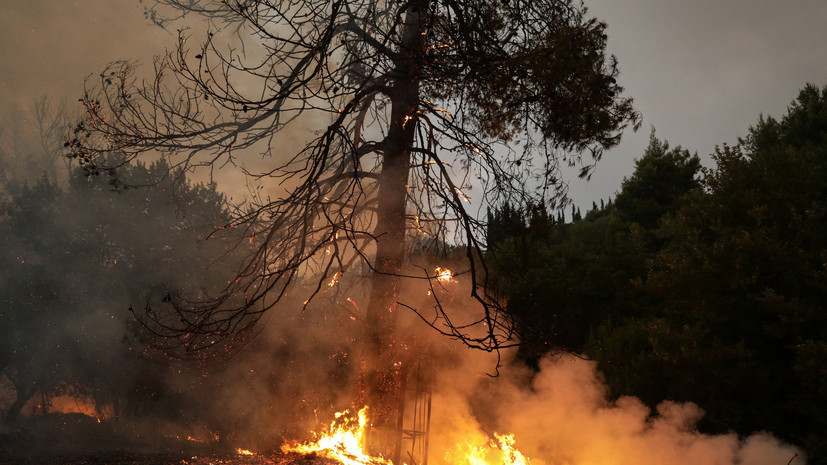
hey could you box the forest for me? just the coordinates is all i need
[2,84,824,464]
[0,1,824,459]
[488,84,827,463]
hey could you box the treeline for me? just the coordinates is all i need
[0,157,236,422]
[489,84,827,463]
[0,130,359,447]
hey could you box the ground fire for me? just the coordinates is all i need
[282,406,533,465]
[282,407,393,465]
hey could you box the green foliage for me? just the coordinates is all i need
[489,86,827,462]
[422,0,640,151]
[488,133,699,362]
[640,95,827,456]
[488,202,650,359]
[595,84,827,463]
[613,130,701,228]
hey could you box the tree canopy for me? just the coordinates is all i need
[67,2,639,456]
[486,84,827,465]
[69,0,638,354]
[0,153,239,424]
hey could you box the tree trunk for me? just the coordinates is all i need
[4,382,36,424]
[359,1,426,461]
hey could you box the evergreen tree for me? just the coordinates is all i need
[613,130,701,228]
[602,85,827,463]
[69,0,640,445]
[0,160,241,423]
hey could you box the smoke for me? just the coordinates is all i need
[0,3,813,454]
[0,96,806,464]
[383,257,806,465]
[425,347,803,465]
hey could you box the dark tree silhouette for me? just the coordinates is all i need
[68,0,639,455]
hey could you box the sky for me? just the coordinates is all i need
[1,0,826,209]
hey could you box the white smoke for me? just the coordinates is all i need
[427,350,803,465]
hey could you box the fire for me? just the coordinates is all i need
[236,448,255,455]
[454,187,472,204]
[435,267,454,283]
[327,271,342,289]
[446,433,532,465]
[279,404,531,465]
[494,434,531,465]
[282,407,392,465]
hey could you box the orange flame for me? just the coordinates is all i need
[282,407,392,465]
[327,271,342,289]
[446,433,532,465]
[435,267,454,283]
[495,434,531,465]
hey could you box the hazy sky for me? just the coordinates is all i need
[2,0,826,209]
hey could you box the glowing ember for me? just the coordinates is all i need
[282,407,392,465]
[435,267,454,283]
[236,448,255,455]
[327,271,342,289]
[454,187,472,204]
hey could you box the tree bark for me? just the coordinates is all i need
[358,1,426,461]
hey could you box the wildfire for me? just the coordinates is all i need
[282,407,392,465]
[236,448,255,455]
[435,267,454,283]
[494,434,531,465]
[327,271,342,289]
[446,433,532,465]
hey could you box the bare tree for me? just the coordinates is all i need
[0,97,72,192]
[68,0,639,454]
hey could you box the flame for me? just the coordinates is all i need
[279,406,530,465]
[435,267,454,283]
[236,448,255,455]
[327,271,342,289]
[447,441,488,465]
[446,433,532,465]
[282,407,392,465]
[495,434,531,465]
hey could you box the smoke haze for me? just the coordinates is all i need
[426,346,803,465]
[0,1,820,462]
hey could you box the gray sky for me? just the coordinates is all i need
[2,0,826,209]
[569,0,827,208]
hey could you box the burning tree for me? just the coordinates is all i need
[68,0,639,459]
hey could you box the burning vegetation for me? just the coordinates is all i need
[59,0,640,462]
[282,407,392,465]
[1,0,821,464]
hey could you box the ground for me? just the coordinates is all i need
[0,419,330,465]
[0,453,314,465]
